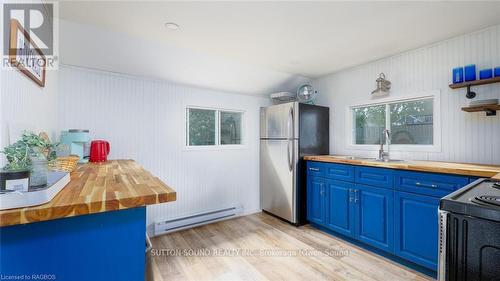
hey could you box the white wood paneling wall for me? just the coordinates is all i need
[57,66,269,228]
[0,69,60,167]
[313,24,500,164]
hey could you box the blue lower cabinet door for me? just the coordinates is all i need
[355,184,394,253]
[395,191,439,271]
[325,179,356,238]
[307,176,326,225]
[0,208,146,281]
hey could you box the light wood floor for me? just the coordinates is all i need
[150,212,434,281]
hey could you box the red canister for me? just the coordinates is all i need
[89,140,110,162]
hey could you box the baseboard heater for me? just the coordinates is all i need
[154,205,243,236]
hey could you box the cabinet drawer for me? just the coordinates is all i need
[355,167,393,189]
[306,161,325,177]
[394,170,469,198]
[324,164,355,182]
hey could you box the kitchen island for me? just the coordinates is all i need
[0,160,176,281]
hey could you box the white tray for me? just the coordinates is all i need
[0,171,70,210]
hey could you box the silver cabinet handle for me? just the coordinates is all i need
[309,167,320,171]
[349,188,353,202]
[354,189,359,203]
[415,182,438,188]
[320,184,325,196]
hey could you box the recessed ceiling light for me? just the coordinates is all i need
[165,22,180,30]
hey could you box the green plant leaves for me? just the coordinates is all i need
[1,131,61,171]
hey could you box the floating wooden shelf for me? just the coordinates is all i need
[461,104,500,116]
[449,77,500,99]
[450,77,500,89]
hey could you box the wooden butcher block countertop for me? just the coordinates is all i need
[304,155,500,178]
[0,160,176,227]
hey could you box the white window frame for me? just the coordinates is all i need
[345,90,441,153]
[185,106,246,150]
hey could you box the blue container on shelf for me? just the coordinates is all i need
[495,67,500,77]
[464,64,476,81]
[452,67,464,84]
[479,69,493,80]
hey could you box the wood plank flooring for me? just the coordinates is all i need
[150,212,434,281]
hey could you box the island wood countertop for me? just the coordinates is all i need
[304,155,500,178]
[0,160,176,227]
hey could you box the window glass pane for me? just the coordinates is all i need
[353,105,386,144]
[220,111,242,145]
[390,99,433,145]
[187,108,216,146]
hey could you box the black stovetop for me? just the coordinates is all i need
[440,179,500,222]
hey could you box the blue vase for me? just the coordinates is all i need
[464,64,476,82]
[479,69,493,80]
[452,67,464,84]
[495,67,500,77]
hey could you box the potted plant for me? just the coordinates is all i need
[0,139,31,191]
[1,132,60,190]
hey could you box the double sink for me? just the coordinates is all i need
[336,156,406,163]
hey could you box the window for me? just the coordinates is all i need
[353,105,386,145]
[187,108,216,146]
[186,107,244,147]
[351,96,436,147]
[220,111,242,145]
[390,99,433,145]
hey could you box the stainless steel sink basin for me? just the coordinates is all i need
[337,156,406,163]
[374,159,405,163]
[339,156,377,160]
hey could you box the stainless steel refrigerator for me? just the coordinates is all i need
[260,102,329,225]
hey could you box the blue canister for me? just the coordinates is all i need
[464,64,476,81]
[495,67,500,77]
[452,67,464,84]
[479,69,493,80]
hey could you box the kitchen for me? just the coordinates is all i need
[1,1,500,281]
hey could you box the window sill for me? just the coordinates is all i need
[183,145,248,151]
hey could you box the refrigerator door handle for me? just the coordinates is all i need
[287,140,290,170]
[287,139,293,171]
[287,106,294,140]
[287,107,294,171]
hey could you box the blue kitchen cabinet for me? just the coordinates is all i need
[306,160,472,274]
[324,179,356,238]
[0,207,146,281]
[394,170,468,198]
[324,164,355,182]
[355,166,393,189]
[394,191,440,270]
[355,184,394,253]
[307,175,326,225]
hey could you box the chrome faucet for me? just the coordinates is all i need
[378,129,390,162]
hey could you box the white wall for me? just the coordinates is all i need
[0,0,60,167]
[0,69,59,166]
[57,65,269,231]
[313,24,500,165]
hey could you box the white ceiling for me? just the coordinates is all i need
[58,1,500,95]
